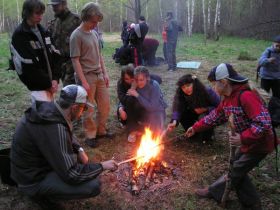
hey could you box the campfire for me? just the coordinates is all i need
[116,127,181,196]
[125,128,171,195]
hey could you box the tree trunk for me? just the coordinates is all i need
[175,0,178,20]
[159,0,163,20]
[146,1,148,21]
[214,0,221,41]
[0,0,4,32]
[187,0,190,36]
[16,0,20,24]
[191,0,195,35]
[207,0,211,33]
[134,0,141,22]
[75,0,78,14]
[202,0,207,44]
[120,3,123,26]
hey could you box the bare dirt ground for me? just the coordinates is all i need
[0,34,279,210]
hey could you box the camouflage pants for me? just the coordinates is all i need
[61,60,75,87]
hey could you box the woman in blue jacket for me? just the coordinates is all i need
[127,66,167,138]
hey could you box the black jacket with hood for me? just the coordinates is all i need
[11,101,103,186]
[10,20,61,91]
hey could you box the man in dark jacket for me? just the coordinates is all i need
[47,0,81,86]
[129,16,149,66]
[165,12,178,71]
[10,0,61,102]
[11,85,118,200]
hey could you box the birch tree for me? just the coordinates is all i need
[158,0,163,21]
[186,0,195,37]
[0,0,4,32]
[175,0,178,20]
[202,0,207,44]
[213,0,221,40]
[16,0,20,24]
[207,0,211,37]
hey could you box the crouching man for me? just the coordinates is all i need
[10,85,118,200]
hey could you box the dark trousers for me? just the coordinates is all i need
[180,109,213,140]
[143,45,158,66]
[261,78,280,98]
[166,41,177,70]
[208,149,266,207]
[117,99,147,133]
[18,172,101,200]
[163,42,168,62]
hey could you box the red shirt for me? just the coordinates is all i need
[193,85,274,154]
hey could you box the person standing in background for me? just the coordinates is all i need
[10,0,61,102]
[47,0,81,86]
[258,35,280,98]
[70,2,114,148]
[165,12,178,72]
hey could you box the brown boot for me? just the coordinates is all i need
[195,188,212,198]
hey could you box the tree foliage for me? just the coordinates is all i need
[0,0,279,39]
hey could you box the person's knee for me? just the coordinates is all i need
[87,179,101,197]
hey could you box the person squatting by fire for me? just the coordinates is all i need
[186,63,275,209]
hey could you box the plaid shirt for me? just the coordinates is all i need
[193,85,274,154]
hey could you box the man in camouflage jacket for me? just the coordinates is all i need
[48,0,81,86]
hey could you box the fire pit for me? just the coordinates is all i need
[117,128,180,195]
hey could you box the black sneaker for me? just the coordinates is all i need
[85,138,98,148]
[96,131,116,139]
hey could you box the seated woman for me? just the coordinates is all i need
[167,74,220,141]
[127,66,167,139]
[117,65,163,142]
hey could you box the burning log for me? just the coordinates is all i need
[131,178,139,195]
[145,161,155,188]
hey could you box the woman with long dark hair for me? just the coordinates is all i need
[168,74,220,141]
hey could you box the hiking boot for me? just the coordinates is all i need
[85,138,98,148]
[195,188,212,198]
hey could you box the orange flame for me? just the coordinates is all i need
[134,128,162,174]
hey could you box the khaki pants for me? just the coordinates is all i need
[83,72,110,139]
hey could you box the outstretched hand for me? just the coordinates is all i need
[101,160,118,172]
[185,127,195,138]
